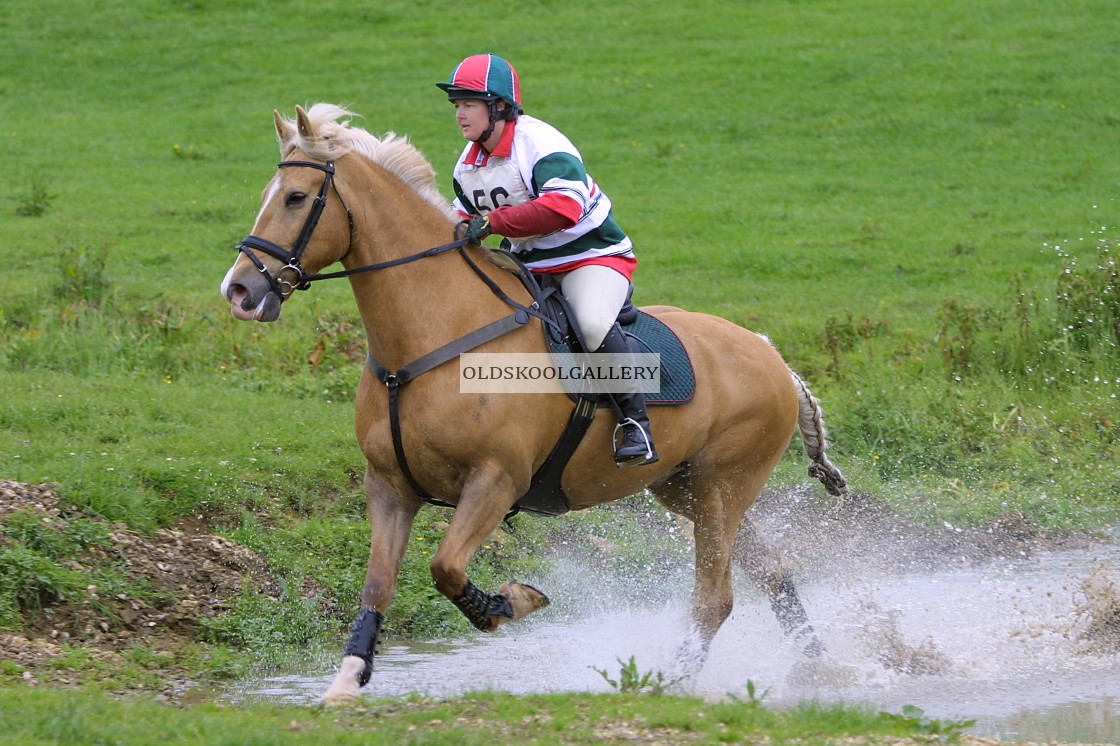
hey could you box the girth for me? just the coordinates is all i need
[365,322,598,517]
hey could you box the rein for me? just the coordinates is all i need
[302,239,467,282]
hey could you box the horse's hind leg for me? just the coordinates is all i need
[653,449,810,679]
[734,517,822,657]
[654,468,755,679]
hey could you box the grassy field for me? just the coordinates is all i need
[1,0,1118,734]
[0,684,982,746]
[2,0,1115,519]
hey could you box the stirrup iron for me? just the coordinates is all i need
[612,417,657,468]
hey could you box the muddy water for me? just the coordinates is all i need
[233,527,1119,743]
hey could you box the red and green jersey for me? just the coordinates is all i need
[451,115,636,277]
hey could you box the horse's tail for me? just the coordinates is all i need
[790,370,848,498]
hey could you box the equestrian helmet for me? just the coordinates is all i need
[437,53,522,112]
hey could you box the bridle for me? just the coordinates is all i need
[235,159,473,301]
[236,160,344,299]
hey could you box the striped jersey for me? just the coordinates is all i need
[451,115,635,273]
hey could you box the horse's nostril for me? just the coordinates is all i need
[226,283,250,307]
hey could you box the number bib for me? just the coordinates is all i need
[458,158,532,214]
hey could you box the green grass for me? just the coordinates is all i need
[0,686,974,746]
[0,0,1118,728]
[0,371,361,529]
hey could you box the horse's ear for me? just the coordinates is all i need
[273,110,293,151]
[295,105,315,142]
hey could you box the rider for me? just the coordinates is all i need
[437,53,658,467]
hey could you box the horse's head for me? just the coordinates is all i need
[221,105,355,322]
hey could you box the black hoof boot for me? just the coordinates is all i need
[344,607,384,687]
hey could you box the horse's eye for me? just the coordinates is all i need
[286,191,307,207]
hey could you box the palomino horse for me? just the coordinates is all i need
[221,104,847,703]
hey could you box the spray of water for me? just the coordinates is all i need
[232,490,1120,742]
[1074,563,1120,655]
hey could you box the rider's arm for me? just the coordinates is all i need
[487,193,577,237]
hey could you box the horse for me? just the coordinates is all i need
[220,104,848,704]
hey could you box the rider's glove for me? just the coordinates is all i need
[464,215,492,244]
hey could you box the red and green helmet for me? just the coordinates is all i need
[436,54,522,111]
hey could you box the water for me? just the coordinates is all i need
[232,532,1120,743]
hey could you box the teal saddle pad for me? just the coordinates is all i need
[547,309,696,406]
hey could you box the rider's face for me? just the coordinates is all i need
[452,97,510,146]
[453,99,500,143]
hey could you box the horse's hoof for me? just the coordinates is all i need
[499,581,550,621]
[322,690,360,706]
[801,635,824,658]
[322,656,367,704]
[672,632,710,681]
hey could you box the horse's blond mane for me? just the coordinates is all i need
[277,103,456,220]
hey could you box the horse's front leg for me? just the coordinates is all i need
[429,464,550,631]
[323,469,422,704]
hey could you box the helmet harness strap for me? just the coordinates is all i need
[473,99,505,145]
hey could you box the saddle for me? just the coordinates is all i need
[534,279,696,406]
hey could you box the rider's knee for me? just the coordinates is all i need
[578,315,613,351]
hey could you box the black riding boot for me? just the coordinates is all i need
[596,324,659,467]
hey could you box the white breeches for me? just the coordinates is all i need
[557,264,631,351]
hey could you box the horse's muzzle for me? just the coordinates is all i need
[222,269,283,322]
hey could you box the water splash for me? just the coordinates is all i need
[227,501,1120,743]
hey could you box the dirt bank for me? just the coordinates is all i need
[0,480,280,687]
